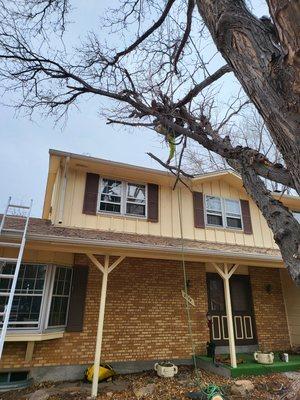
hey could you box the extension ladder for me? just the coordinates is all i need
[0,197,33,358]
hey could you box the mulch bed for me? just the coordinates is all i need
[0,366,298,400]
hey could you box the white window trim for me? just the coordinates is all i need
[204,195,243,230]
[0,263,73,333]
[97,177,148,219]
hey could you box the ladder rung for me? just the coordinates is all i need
[1,228,24,234]
[0,257,17,263]
[5,215,27,220]
[0,293,9,297]
[0,242,20,248]
[0,312,5,317]
[8,204,30,209]
[0,274,14,279]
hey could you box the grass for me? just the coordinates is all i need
[197,353,300,378]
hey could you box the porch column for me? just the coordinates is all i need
[212,263,239,368]
[87,253,125,398]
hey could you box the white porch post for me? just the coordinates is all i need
[86,254,125,398]
[212,263,239,369]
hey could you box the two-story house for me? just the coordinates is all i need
[0,149,299,394]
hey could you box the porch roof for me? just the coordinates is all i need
[0,216,283,267]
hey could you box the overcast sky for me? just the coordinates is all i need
[0,0,267,217]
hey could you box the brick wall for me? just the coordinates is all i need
[250,267,290,351]
[0,259,290,371]
[0,256,209,369]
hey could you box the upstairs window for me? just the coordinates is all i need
[98,178,146,217]
[99,179,122,213]
[206,196,223,227]
[205,196,242,229]
[126,183,146,216]
[225,199,242,229]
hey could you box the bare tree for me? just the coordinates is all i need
[0,0,299,283]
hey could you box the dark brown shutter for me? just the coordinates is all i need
[147,184,159,222]
[82,173,99,215]
[66,265,89,332]
[240,199,253,234]
[193,191,205,228]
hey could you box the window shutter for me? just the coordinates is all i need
[193,192,205,228]
[147,184,159,222]
[66,265,89,332]
[240,199,253,234]
[82,173,99,215]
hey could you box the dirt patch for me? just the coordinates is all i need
[0,367,298,400]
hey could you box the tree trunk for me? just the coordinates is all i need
[195,0,300,194]
[240,165,300,285]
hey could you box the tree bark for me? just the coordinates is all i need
[195,0,300,194]
[238,164,300,284]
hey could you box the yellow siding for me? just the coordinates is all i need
[281,270,300,346]
[51,168,280,250]
[0,248,74,266]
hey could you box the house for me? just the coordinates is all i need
[0,149,299,395]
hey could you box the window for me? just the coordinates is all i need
[225,199,242,229]
[99,179,122,213]
[98,178,147,217]
[0,263,72,331]
[0,264,46,329]
[48,267,72,327]
[126,183,146,216]
[205,196,242,230]
[206,196,223,226]
[293,211,300,223]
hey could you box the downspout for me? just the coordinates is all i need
[58,156,70,224]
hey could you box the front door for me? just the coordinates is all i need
[206,273,257,346]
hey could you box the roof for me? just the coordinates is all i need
[0,216,282,265]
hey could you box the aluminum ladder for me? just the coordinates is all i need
[0,197,33,358]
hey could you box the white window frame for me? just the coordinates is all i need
[204,195,243,230]
[0,263,73,333]
[45,266,73,330]
[97,177,147,219]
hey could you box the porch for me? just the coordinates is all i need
[196,353,300,378]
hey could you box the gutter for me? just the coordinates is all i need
[5,231,282,263]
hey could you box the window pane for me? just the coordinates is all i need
[206,196,221,212]
[48,267,72,327]
[209,278,225,311]
[227,217,242,229]
[99,202,121,213]
[127,184,146,204]
[225,199,240,215]
[126,203,145,216]
[101,179,122,202]
[207,214,223,226]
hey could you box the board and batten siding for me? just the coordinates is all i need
[51,168,277,249]
[281,269,300,346]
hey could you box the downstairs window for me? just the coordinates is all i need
[0,263,72,332]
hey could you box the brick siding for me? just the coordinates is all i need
[249,267,290,351]
[0,257,290,370]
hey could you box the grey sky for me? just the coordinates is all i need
[0,0,267,217]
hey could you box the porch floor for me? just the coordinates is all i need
[196,354,300,378]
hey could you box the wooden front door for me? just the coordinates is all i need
[206,273,257,346]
